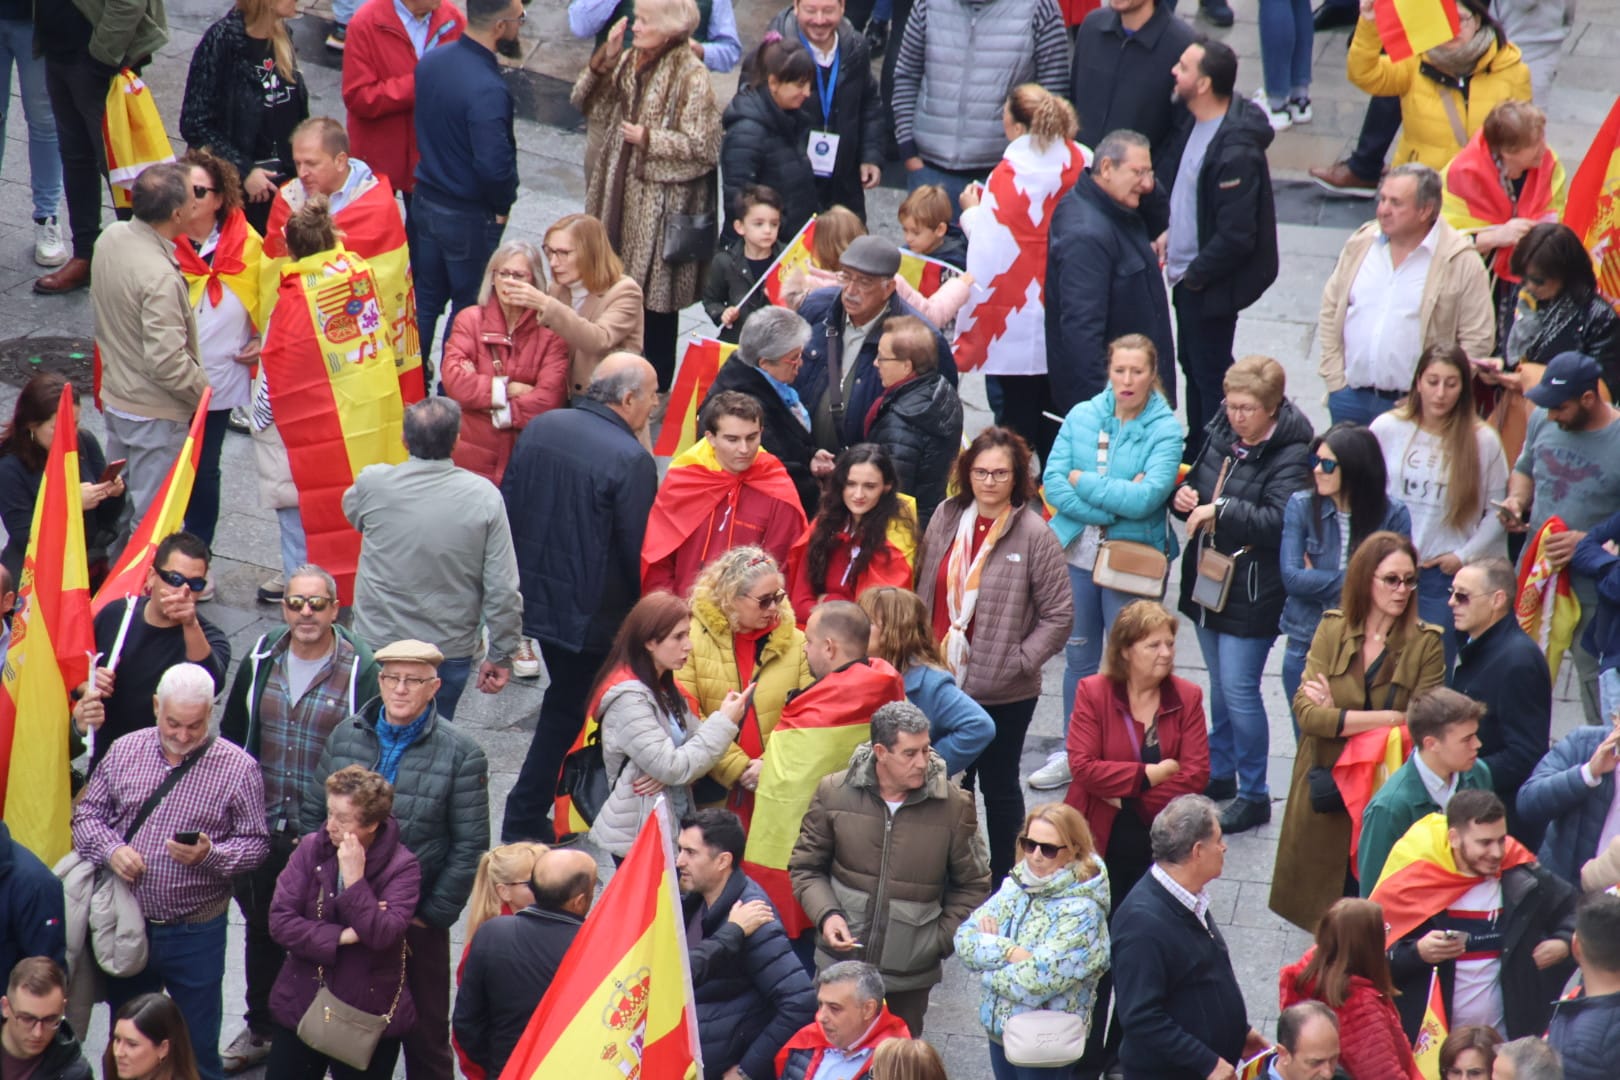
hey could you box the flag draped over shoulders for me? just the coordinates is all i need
[1442,131,1566,281]
[175,208,266,330]
[1369,812,1535,946]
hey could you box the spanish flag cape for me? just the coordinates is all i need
[784,496,919,628]
[1441,129,1567,281]
[174,208,265,331]
[102,70,175,209]
[263,175,424,402]
[0,385,93,864]
[741,657,906,936]
[1516,516,1581,683]
[499,798,701,1080]
[1368,812,1535,947]
[1335,724,1413,872]
[640,439,805,589]
[260,245,408,604]
[1374,0,1461,62]
[654,338,735,457]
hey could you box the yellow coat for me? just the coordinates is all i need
[1347,18,1531,172]
[677,593,813,788]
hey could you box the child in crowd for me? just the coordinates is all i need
[703,184,785,343]
[898,184,967,269]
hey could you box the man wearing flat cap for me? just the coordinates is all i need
[1497,351,1620,725]
[796,234,955,452]
[306,637,490,1079]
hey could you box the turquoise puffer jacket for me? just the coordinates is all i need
[1044,387,1183,556]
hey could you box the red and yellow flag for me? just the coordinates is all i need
[1335,724,1412,873]
[1369,812,1535,946]
[102,70,175,210]
[741,659,906,936]
[1413,969,1448,1080]
[499,800,701,1080]
[654,338,736,457]
[261,246,408,604]
[1442,130,1567,281]
[1374,0,1461,62]
[175,208,266,331]
[92,389,211,618]
[898,249,960,299]
[762,219,819,306]
[1516,516,1581,682]
[264,178,424,402]
[0,385,93,863]
[1563,94,1620,304]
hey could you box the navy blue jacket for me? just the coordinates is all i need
[1571,509,1620,671]
[1518,726,1615,886]
[685,871,816,1080]
[796,287,955,451]
[452,906,584,1077]
[413,36,518,215]
[0,821,66,983]
[502,400,657,653]
[1112,872,1249,1080]
[1548,988,1620,1080]
[1450,614,1554,840]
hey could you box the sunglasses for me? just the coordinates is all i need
[192,184,216,199]
[1376,573,1419,591]
[284,595,335,613]
[1017,835,1067,859]
[154,567,208,593]
[1312,455,1340,474]
[749,590,787,608]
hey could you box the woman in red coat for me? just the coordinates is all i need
[442,241,571,485]
[1279,898,1424,1080]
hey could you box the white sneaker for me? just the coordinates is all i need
[1287,96,1314,124]
[33,216,67,267]
[512,638,541,679]
[1027,749,1072,790]
[1253,88,1292,131]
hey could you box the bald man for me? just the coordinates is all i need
[500,354,660,844]
[453,849,597,1077]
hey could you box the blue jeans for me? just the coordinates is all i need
[1063,564,1141,718]
[276,506,306,580]
[331,0,362,23]
[1258,0,1313,102]
[107,913,228,1080]
[989,1039,1073,1079]
[0,19,61,221]
[411,191,505,366]
[434,655,474,720]
[1327,386,1401,427]
[1416,564,1459,672]
[1600,668,1620,723]
[1195,625,1275,799]
[1281,633,1310,738]
[904,162,984,224]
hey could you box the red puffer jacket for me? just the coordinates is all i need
[1279,950,1423,1080]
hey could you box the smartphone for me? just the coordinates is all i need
[1489,498,1524,521]
[173,831,200,845]
[99,458,126,485]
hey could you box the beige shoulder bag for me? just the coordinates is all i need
[295,880,409,1071]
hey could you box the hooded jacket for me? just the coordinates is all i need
[220,624,380,771]
[1043,386,1183,556]
[720,85,819,241]
[18,1020,94,1080]
[863,370,963,531]
[1278,952,1422,1080]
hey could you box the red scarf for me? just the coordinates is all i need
[174,209,250,308]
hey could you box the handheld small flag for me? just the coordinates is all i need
[760,219,819,306]
[654,338,736,457]
[1374,0,1461,63]
[1563,93,1620,304]
[1516,516,1581,682]
[1413,969,1448,1080]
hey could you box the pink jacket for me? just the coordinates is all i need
[341,0,465,194]
[442,297,570,485]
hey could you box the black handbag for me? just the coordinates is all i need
[1306,680,1397,814]
[662,211,717,264]
[556,728,628,827]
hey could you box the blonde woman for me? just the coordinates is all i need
[453,841,547,1080]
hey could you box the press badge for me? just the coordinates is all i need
[808,130,841,176]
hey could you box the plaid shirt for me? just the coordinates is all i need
[257,633,364,834]
[72,728,269,922]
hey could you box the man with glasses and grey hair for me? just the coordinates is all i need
[774,960,912,1078]
[71,662,269,1080]
[1319,162,1494,426]
[1110,793,1268,1080]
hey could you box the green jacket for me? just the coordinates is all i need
[219,624,381,761]
[72,0,169,72]
[1358,754,1492,891]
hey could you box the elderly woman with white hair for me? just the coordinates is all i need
[571,0,723,393]
[441,240,572,488]
[701,306,825,516]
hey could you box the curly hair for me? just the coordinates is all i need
[690,546,781,633]
[179,147,244,223]
[805,444,914,597]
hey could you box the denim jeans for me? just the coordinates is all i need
[434,655,474,721]
[1600,668,1620,723]
[989,1040,1073,1079]
[107,913,229,1080]
[904,162,985,224]
[1327,386,1401,427]
[0,19,61,221]
[411,191,505,367]
[1063,564,1141,718]
[1281,633,1310,738]
[1257,0,1313,103]
[1195,624,1275,799]
[331,0,363,23]
[276,506,306,580]
[1416,564,1459,672]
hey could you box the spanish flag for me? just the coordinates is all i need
[741,658,906,936]
[1413,970,1448,1080]
[1442,129,1567,281]
[264,177,425,402]
[1515,516,1581,683]
[1369,812,1535,947]
[761,218,819,306]
[653,338,736,457]
[1563,93,1620,304]
[0,384,93,864]
[1374,0,1461,63]
[260,246,408,604]
[899,248,960,299]
[175,208,266,332]
[498,798,701,1080]
[1334,724,1412,873]
[102,70,175,210]
[91,389,210,617]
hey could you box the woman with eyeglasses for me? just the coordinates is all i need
[955,802,1110,1079]
[441,241,571,488]
[1280,423,1411,711]
[589,591,750,861]
[452,841,547,1080]
[105,994,201,1080]
[916,426,1072,884]
[1438,1025,1504,1080]
[675,547,811,826]
[1270,531,1446,933]
[1370,345,1509,667]
[787,444,917,621]
[1173,355,1314,837]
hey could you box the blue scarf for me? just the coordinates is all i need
[374,706,431,784]
[761,366,811,431]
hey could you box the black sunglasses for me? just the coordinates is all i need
[154,567,208,593]
[1312,455,1340,474]
[284,595,335,613]
[1017,835,1067,859]
[192,184,216,199]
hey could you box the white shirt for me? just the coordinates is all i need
[1370,412,1510,563]
[1448,877,1505,1032]
[192,228,255,412]
[1152,863,1212,926]
[1342,222,1440,393]
[1413,751,1461,810]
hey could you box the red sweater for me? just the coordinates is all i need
[1279,952,1423,1080]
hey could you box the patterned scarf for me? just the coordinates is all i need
[942,503,1014,678]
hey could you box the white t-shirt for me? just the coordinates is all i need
[1446,877,1506,1032]
[1370,413,1509,563]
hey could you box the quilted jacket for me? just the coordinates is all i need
[1278,952,1423,1080]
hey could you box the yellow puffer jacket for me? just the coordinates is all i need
[1347,18,1530,171]
[677,593,813,788]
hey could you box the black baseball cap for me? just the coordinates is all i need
[1526,351,1603,408]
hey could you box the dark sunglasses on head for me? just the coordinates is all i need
[155,567,208,593]
[1017,835,1067,859]
[284,595,335,613]
[192,185,215,199]
[1312,455,1340,474]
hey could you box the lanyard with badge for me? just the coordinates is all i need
[799,34,841,177]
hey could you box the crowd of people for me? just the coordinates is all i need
[0,0,1617,1077]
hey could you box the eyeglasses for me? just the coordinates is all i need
[494,269,533,281]
[1311,455,1340,474]
[1017,835,1068,859]
[284,595,335,613]
[378,673,436,689]
[874,353,908,366]
[971,468,1012,483]
[154,567,208,593]
[8,1011,64,1032]
[542,245,575,258]
[837,271,887,292]
[192,185,216,199]
[748,590,787,608]
[1376,573,1419,591]
[1224,400,1262,417]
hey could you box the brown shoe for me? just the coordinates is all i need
[1308,161,1379,198]
[34,257,91,294]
